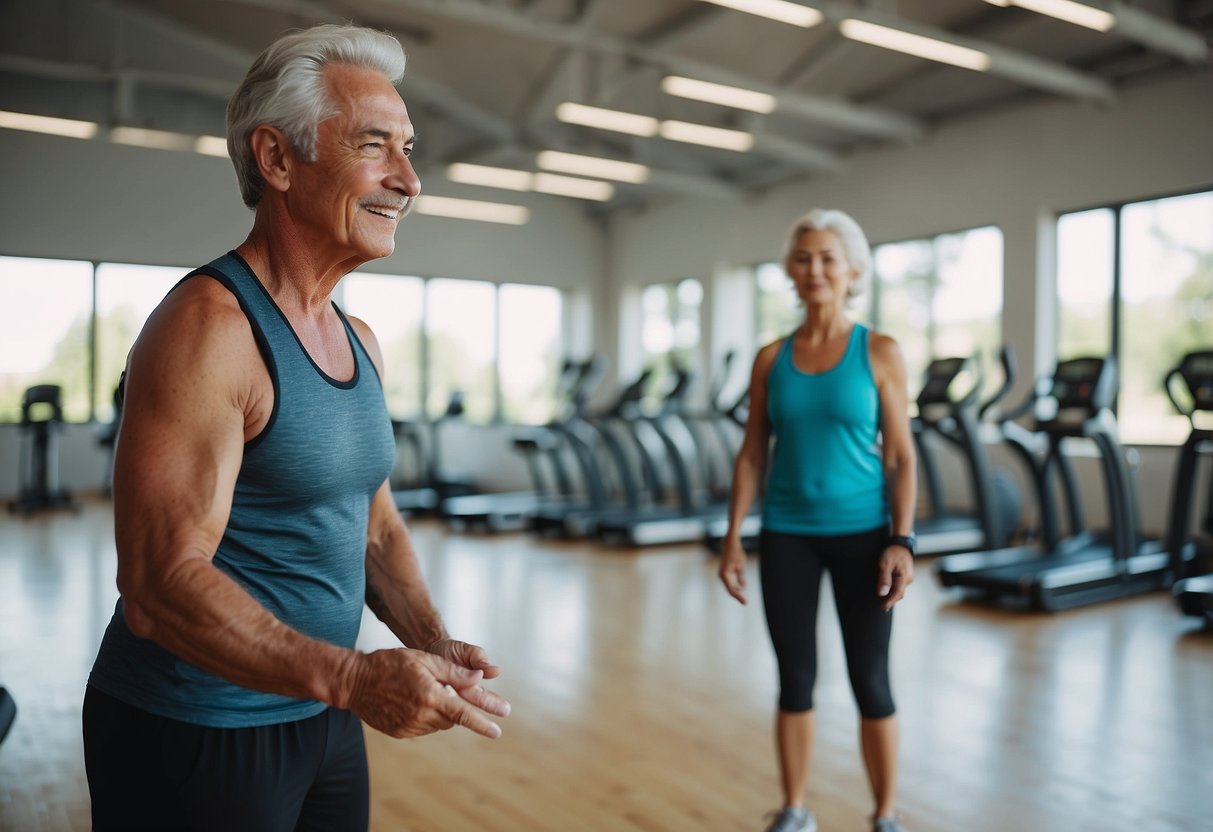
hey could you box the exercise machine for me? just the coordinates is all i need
[1162,349,1213,624]
[390,390,479,515]
[8,384,77,515]
[440,358,605,531]
[912,349,1022,556]
[595,365,724,546]
[935,356,1170,611]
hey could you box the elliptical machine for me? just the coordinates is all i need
[8,384,77,515]
[1162,349,1213,625]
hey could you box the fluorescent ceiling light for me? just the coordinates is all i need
[194,135,229,157]
[0,110,98,139]
[413,195,530,225]
[110,126,195,152]
[448,163,614,202]
[988,0,1116,31]
[556,102,658,137]
[448,162,532,191]
[699,0,823,28]
[839,19,991,71]
[532,172,615,202]
[661,76,777,114]
[659,120,754,152]
[537,150,650,184]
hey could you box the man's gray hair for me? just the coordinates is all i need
[226,24,406,208]
[783,208,873,299]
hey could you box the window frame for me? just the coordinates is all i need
[1055,184,1213,446]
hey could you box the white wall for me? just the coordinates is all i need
[607,67,1213,536]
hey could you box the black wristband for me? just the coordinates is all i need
[888,533,917,555]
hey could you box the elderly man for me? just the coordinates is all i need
[82,24,509,832]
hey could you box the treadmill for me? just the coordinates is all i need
[912,349,1021,556]
[440,358,603,531]
[594,366,720,546]
[935,356,1170,612]
[527,369,652,538]
[1162,350,1213,624]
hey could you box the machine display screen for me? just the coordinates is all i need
[1057,358,1103,381]
[1184,353,1213,378]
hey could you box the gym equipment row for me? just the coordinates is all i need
[937,348,1213,616]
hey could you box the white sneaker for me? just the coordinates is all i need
[764,807,817,832]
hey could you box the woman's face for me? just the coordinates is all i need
[786,228,858,309]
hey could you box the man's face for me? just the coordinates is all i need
[288,62,421,265]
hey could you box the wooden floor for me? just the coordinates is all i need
[1,499,1211,832]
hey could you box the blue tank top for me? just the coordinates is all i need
[88,251,395,727]
[762,323,889,535]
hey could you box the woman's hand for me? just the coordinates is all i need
[876,544,914,611]
[718,538,749,605]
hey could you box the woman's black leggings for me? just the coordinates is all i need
[759,526,896,718]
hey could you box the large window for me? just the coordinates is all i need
[0,256,94,422]
[754,262,801,346]
[872,226,1003,398]
[499,284,563,425]
[341,273,424,419]
[94,263,185,421]
[641,278,702,406]
[2,257,566,427]
[1058,190,1213,444]
[425,278,497,424]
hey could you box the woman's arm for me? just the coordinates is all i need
[718,341,781,605]
[870,332,917,610]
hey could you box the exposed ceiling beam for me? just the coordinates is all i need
[359,0,926,142]
[403,73,519,143]
[1106,1,1208,64]
[0,51,235,100]
[803,2,1115,102]
[94,0,255,71]
[637,4,724,50]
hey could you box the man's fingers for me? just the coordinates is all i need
[422,653,484,690]
[440,696,502,739]
[436,640,503,680]
[456,683,512,717]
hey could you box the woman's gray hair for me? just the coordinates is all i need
[226,24,407,208]
[783,208,873,299]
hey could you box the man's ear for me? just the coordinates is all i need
[249,124,293,195]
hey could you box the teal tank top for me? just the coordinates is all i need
[88,252,395,727]
[762,323,889,535]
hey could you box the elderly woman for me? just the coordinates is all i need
[718,209,916,832]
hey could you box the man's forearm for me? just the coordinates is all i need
[125,557,359,707]
[364,523,448,649]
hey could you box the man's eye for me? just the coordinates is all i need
[362,142,383,151]
[403,146,413,157]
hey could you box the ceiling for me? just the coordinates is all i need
[1,0,1210,214]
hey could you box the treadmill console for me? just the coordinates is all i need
[1178,351,1213,413]
[1050,356,1116,412]
[917,356,976,407]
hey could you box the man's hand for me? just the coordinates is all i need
[425,638,502,680]
[876,544,914,612]
[346,648,510,739]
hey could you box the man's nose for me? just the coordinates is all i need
[386,153,421,197]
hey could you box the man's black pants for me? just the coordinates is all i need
[83,686,369,832]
